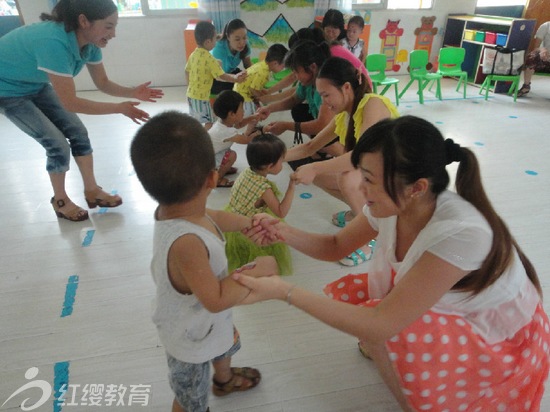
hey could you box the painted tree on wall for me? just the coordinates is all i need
[241,0,312,56]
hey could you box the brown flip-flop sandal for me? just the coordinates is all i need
[217,177,234,188]
[517,84,530,97]
[212,367,261,396]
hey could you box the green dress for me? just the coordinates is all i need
[224,168,292,275]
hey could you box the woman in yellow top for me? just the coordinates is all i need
[288,57,399,266]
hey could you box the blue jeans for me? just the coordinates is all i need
[0,84,92,173]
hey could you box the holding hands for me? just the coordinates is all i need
[235,71,248,83]
[232,271,291,305]
[291,163,317,185]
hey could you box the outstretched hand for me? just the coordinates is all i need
[133,81,164,102]
[263,121,286,136]
[291,163,316,185]
[119,101,150,124]
[243,214,282,246]
[232,272,288,305]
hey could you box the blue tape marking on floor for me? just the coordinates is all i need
[300,193,312,199]
[525,170,538,176]
[509,115,518,119]
[98,189,118,214]
[435,121,444,124]
[61,275,79,318]
[53,361,70,412]
[474,142,485,146]
[81,229,95,247]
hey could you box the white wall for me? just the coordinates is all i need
[17,0,477,90]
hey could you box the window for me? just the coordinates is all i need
[387,0,433,8]
[113,0,198,16]
[0,0,19,15]
[476,0,526,6]
[353,0,433,9]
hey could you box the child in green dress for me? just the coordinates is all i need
[225,134,295,275]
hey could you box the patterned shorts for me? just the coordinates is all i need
[524,50,550,73]
[167,328,241,412]
[187,97,214,125]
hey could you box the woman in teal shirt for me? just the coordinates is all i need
[210,19,252,95]
[0,0,163,222]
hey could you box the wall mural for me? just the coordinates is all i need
[241,0,314,54]
[414,16,438,59]
[379,19,404,72]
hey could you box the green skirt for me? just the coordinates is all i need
[224,230,292,276]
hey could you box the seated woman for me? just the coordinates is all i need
[287,57,399,266]
[237,115,550,412]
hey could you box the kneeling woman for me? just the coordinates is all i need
[237,116,550,411]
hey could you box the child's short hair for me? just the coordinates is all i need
[265,44,288,64]
[246,133,286,171]
[348,15,365,29]
[194,21,216,46]
[130,111,215,205]
[213,90,244,119]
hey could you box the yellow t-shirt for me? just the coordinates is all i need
[233,61,270,102]
[185,47,225,101]
[334,94,400,146]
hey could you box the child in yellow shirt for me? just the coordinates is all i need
[233,44,289,117]
[186,21,246,128]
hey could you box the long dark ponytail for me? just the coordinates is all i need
[351,116,542,297]
[318,57,372,152]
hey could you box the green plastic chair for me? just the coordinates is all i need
[479,74,520,102]
[366,54,400,106]
[434,47,467,98]
[399,49,442,104]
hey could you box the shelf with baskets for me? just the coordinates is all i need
[443,14,536,85]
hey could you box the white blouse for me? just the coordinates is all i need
[364,190,540,344]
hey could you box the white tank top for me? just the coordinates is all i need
[151,216,234,363]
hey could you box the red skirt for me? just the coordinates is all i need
[324,273,550,411]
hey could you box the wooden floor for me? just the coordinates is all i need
[1,77,550,411]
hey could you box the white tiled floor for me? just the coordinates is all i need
[1,76,550,411]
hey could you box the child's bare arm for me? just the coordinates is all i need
[224,130,258,145]
[263,72,296,96]
[207,209,252,232]
[234,113,259,129]
[169,235,251,312]
[218,71,247,84]
[260,179,296,218]
[234,256,279,278]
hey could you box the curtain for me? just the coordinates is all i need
[314,0,352,19]
[198,0,240,33]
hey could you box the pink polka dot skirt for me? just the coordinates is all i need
[324,273,550,411]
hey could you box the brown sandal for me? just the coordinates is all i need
[517,83,530,97]
[358,342,372,360]
[216,177,234,188]
[212,367,261,396]
[51,197,89,222]
[84,186,123,209]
